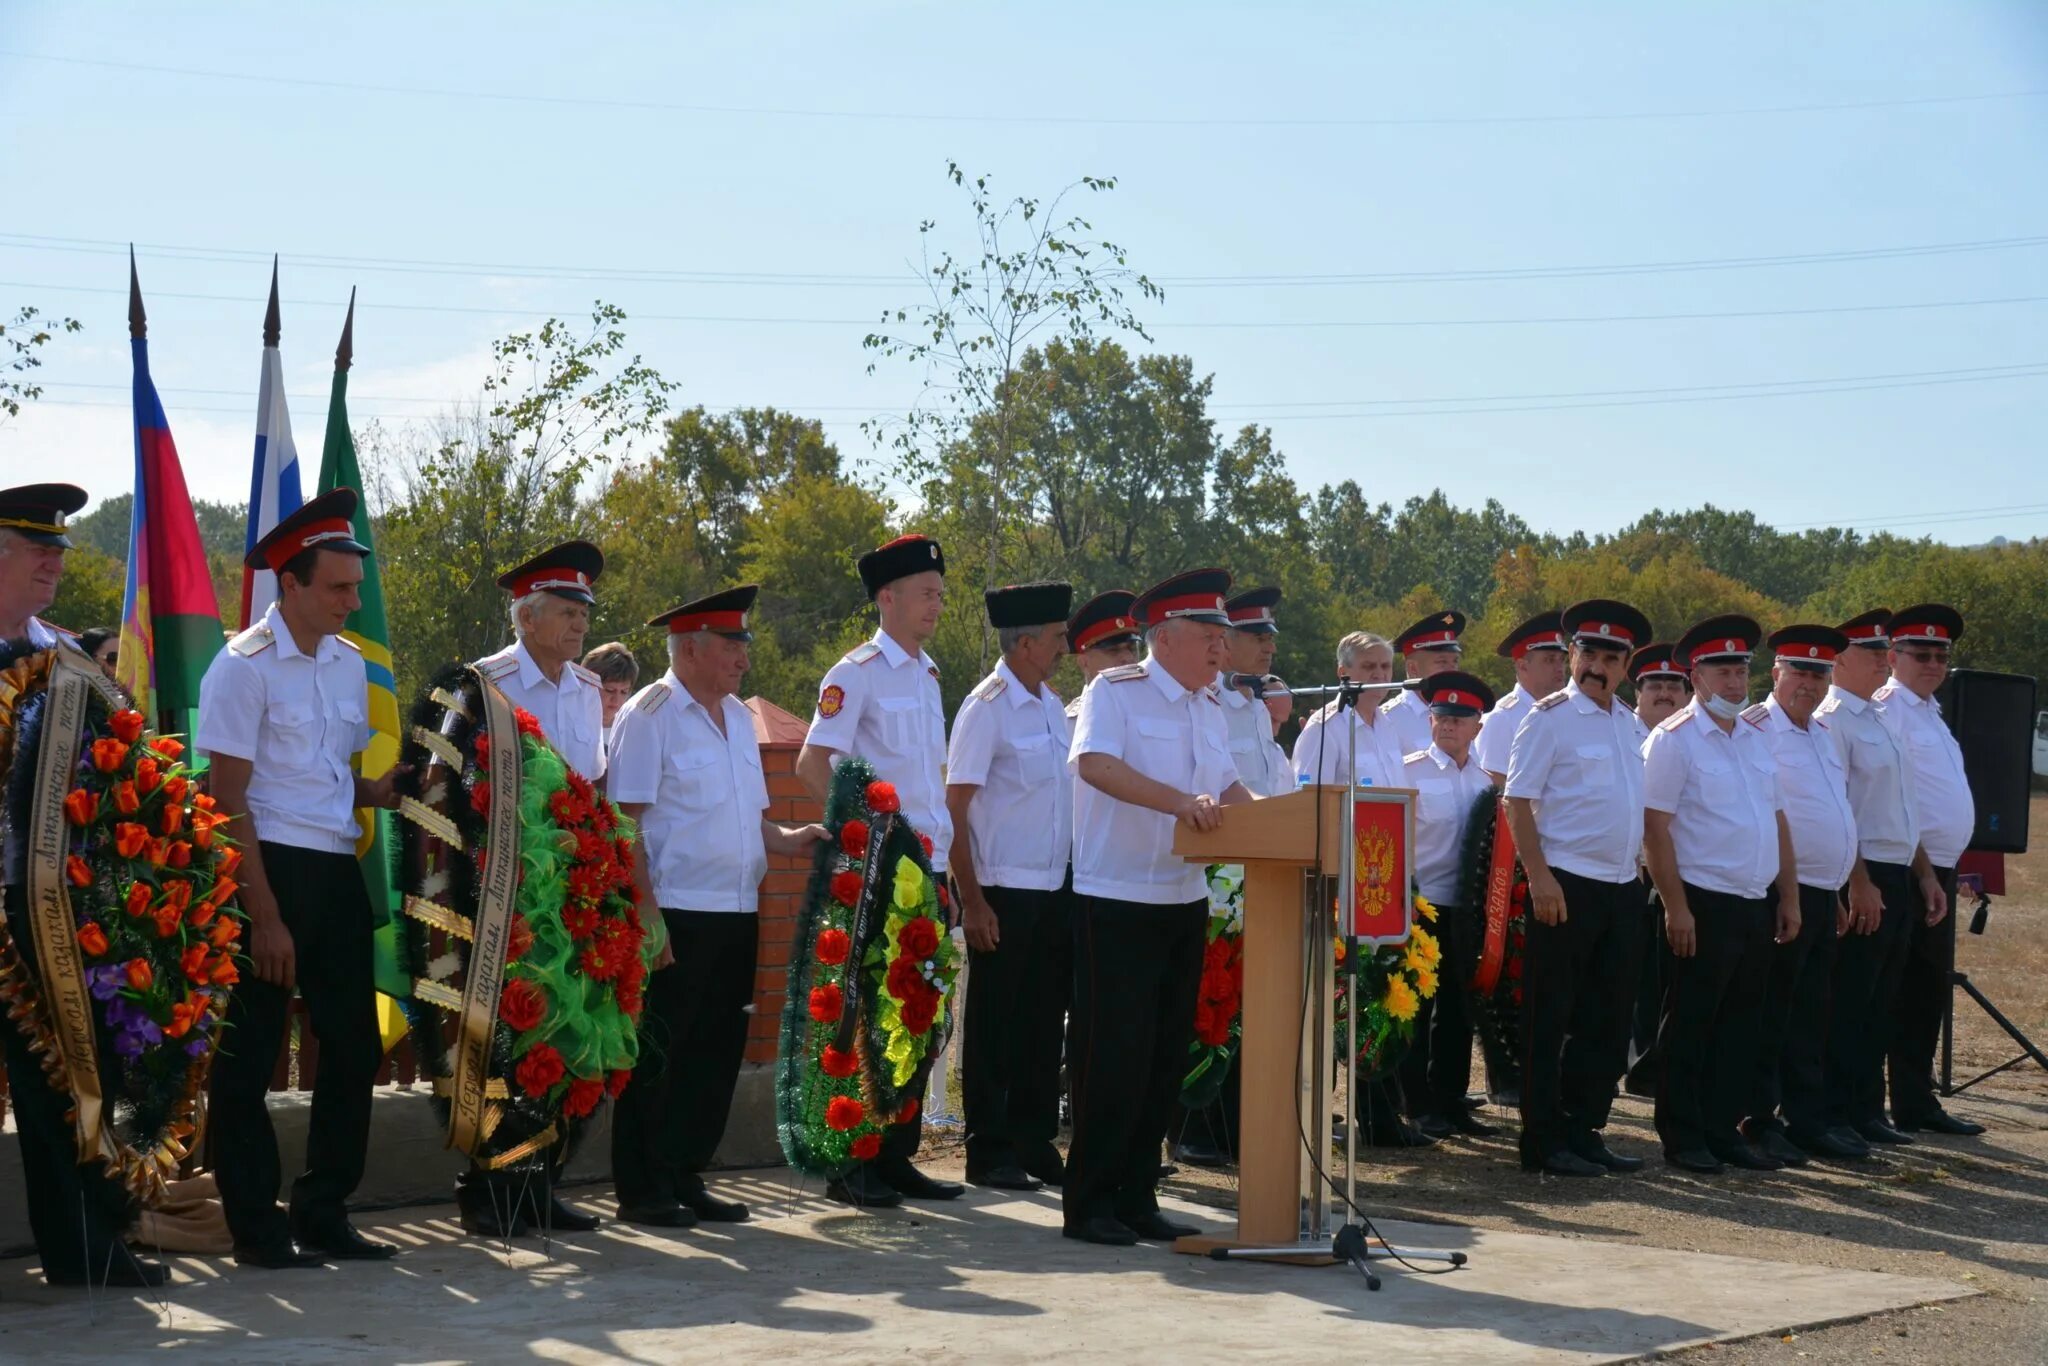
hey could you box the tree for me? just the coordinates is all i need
[1,305,81,422]
[48,545,124,634]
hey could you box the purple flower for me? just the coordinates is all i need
[87,965,125,1002]
[184,1036,210,1058]
[113,1030,147,1059]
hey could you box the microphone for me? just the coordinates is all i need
[1222,672,1286,697]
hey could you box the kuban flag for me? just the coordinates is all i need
[117,250,224,740]
[240,257,304,628]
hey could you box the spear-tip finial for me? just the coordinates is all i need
[263,254,281,347]
[128,244,147,340]
[335,287,355,372]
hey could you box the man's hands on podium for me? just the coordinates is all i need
[1174,792,1224,832]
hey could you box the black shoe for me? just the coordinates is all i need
[1021,1151,1067,1189]
[1537,1150,1606,1177]
[517,1192,601,1233]
[1856,1119,1915,1146]
[876,1159,964,1201]
[458,1205,531,1238]
[1486,1086,1522,1109]
[292,1221,398,1260]
[1665,1148,1725,1174]
[826,1165,904,1208]
[233,1239,327,1269]
[618,1200,699,1229]
[1125,1211,1202,1241]
[1753,1128,1810,1167]
[1172,1140,1231,1168]
[969,1164,1044,1192]
[44,1246,171,1288]
[678,1188,750,1223]
[1622,1071,1657,1100]
[1365,1118,1438,1149]
[1568,1134,1644,1173]
[1462,1093,1488,1112]
[1819,1125,1875,1159]
[1447,1111,1501,1138]
[1898,1110,1985,1137]
[1063,1215,1139,1246]
[1787,1127,1866,1160]
[1713,1141,1784,1173]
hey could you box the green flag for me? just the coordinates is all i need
[316,292,409,1004]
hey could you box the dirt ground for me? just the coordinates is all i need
[928,795,2048,1364]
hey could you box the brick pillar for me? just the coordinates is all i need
[744,697,821,1066]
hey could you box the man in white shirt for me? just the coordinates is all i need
[1813,609,1945,1153]
[1643,616,1800,1175]
[1475,610,1566,782]
[949,582,1074,1194]
[1503,598,1654,1178]
[799,533,961,1207]
[1063,590,1144,722]
[199,490,406,1268]
[608,586,827,1228]
[1381,610,1466,756]
[1218,587,1293,798]
[1293,631,1406,790]
[1065,568,1252,1247]
[1876,603,1983,1137]
[1739,626,1866,1166]
[1621,642,1691,1098]
[1395,673,1500,1140]
[1629,644,1692,730]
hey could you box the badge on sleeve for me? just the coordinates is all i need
[819,684,846,718]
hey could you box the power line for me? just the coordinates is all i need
[4,49,2039,129]
[1772,501,2048,531]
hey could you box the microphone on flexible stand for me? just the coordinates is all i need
[1222,672,1286,698]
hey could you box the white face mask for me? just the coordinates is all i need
[1702,691,1746,721]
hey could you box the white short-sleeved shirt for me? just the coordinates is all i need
[806,630,952,871]
[196,604,370,854]
[1292,696,1407,791]
[1474,682,1539,777]
[1642,700,1785,900]
[947,659,1072,891]
[605,674,769,913]
[1876,682,1975,868]
[1379,686,1433,758]
[1220,686,1294,798]
[1404,744,1494,904]
[476,638,607,781]
[27,616,73,651]
[1070,660,1242,905]
[1743,698,1856,891]
[1814,684,1919,865]
[1502,681,1646,884]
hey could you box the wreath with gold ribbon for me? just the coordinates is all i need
[1179,863,1245,1109]
[0,642,242,1204]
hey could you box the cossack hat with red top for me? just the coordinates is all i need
[1393,610,1465,655]
[1561,599,1652,652]
[1224,586,1282,635]
[1628,642,1688,684]
[1887,603,1964,648]
[1767,624,1848,673]
[1837,608,1892,648]
[496,540,603,604]
[1417,670,1496,717]
[1677,614,1762,668]
[246,487,371,572]
[1133,568,1234,627]
[985,581,1073,630]
[858,533,945,599]
[1496,609,1566,660]
[649,584,758,641]
[1068,590,1142,652]
[0,482,88,548]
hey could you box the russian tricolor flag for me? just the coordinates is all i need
[240,256,303,628]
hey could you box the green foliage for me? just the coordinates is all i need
[48,544,124,633]
[1,304,81,420]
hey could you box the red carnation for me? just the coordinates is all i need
[470,782,491,817]
[918,833,933,859]
[825,1095,865,1131]
[505,913,534,964]
[499,976,547,1032]
[898,917,940,962]
[839,820,869,858]
[514,1043,566,1098]
[815,928,851,966]
[1204,938,1233,973]
[820,1045,858,1078]
[513,708,546,740]
[567,772,596,807]
[901,995,938,1037]
[808,982,844,1023]
[830,870,863,907]
[896,1098,919,1124]
[886,956,923,1001]
[606,1068,633,1099]
[563,1077,605,1118]
[864,781,899,814]
[850,1133,882,1161]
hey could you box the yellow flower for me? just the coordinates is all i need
[892,856,926,911]
[1409,924,1441,967]
[1333,937,1348,965]
[1412,964,1438,998]
[1382,974,1419,1023]
[1414,894,1437,923]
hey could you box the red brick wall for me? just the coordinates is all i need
[748,740,821,1064]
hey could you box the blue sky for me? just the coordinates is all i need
[4,2,2046,543]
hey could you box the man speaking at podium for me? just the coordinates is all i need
[1064,568,1254,1247]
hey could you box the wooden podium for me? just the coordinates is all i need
[1169,784,1363,1256]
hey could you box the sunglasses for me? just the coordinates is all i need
[1895,648,1951,666]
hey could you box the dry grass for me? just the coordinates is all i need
[1950,794,2048,1081]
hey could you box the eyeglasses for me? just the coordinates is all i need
[1896,648,1951,666]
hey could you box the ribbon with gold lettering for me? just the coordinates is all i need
[1471,801,1517,995]
[446,672,521,1158]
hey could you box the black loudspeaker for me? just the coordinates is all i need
[1933,668,2035,854]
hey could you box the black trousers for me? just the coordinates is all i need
[1400,900,1479,1119]
[1889,864,1958,1124]
[1064,895,1206,1229]
[208,844,380,1244]
[1655,883,1772,1157]
[1625,888,1666,1090]
[1518,869,1647,1168]
[611,909,758,1209]
[1823,859,1914,1129]
[2,885,139,1277]
[1747,881,1839,1135]
[963,884,1071,1175]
